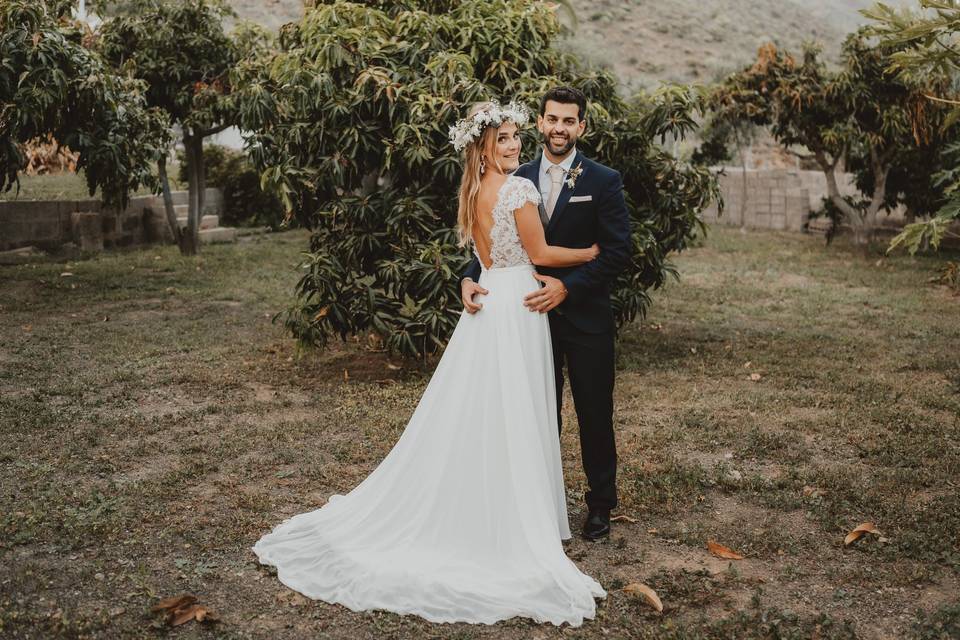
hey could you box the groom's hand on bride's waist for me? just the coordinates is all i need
[524,274,567,313]
[461,278,489,314]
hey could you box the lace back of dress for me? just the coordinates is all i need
[485,177,541,269]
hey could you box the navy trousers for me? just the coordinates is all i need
[548,312,618,512]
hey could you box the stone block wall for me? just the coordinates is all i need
[700,167,862,232]
[0,188,222,252]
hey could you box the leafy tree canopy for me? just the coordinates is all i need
[96,0,273,253]
[234,0,721,358]
[864,0,960,252]
[709,28,955,245]
[0,0,169,208]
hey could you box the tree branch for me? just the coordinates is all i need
[199,122,232,137]
[933,35,960,61]
[923,93,960,106]
[786,149,816,160]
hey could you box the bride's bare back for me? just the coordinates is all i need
[470,177,510,270]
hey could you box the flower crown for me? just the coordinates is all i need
[448,101,530,152]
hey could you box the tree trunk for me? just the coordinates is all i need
[815,147,890,249]
[860,148,890,249]
[815,150,861,240]
[182,132,203,256]
[198,137,206,221]
[157,154,184,251]
[738,138,748,228]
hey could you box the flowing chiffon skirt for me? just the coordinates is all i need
[252,263,606,626]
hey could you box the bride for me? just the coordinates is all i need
[252,101,607,627]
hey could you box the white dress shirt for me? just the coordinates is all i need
[538,147,578,202]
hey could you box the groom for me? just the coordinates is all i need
[460,86,631,541]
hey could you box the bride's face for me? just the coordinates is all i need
[490,122,521,173]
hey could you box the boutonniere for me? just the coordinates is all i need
[565,162,584,189]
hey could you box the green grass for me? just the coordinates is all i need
[1,165,184,201]
[1,227,958,638]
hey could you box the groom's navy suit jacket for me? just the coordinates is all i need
[462,150,631,334]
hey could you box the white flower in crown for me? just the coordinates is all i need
[448,101,531,152]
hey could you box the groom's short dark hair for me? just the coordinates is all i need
[540,86,587,122]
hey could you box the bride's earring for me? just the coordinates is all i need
[479,157,486,175]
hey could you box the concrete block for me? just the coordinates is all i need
[753,214,772,228]
[143,207,175,243]
[101,215,117,235]
[198,227,237,244]
[70,211,103,252]
[0,222,31,251]
[29,220,62,242]
[121,213,142,232]
[176,214,219,230]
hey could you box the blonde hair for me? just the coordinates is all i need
[456,102,510,247]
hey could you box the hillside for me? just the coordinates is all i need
[566,0,912,90]
[224,0,913,89]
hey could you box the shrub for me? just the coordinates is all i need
[177,145,287,229]
[234,0,720,357]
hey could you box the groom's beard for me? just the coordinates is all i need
[541,131,577,157]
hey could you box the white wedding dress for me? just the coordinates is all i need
[252,175,606,626]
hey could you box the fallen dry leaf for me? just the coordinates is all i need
[707,540,744,560]
[623,583,663,613]
[611,514,638,523]
[151,594,195,614]
[844,522,880,546]
[749,373,762,381]
[151,594,217,627]
[802,485,826,498]
[172,605,201,626]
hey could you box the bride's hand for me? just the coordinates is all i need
[587,243,600,260]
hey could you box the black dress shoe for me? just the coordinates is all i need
[581,509,611,541]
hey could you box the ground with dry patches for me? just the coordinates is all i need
[2,228,959,639]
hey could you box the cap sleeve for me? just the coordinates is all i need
[521,177,541,206]
[507,176,541,211]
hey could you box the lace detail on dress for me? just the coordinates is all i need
[474,176,541,269]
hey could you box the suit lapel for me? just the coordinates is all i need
[546,150,583,235]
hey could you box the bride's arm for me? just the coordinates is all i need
[514,202,598,267]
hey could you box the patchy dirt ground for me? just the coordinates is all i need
[2,228,959,639]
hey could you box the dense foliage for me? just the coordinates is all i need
[0,0,168,208]
[866,0,960,253]
[97,0,271,253]
[708,28,954,246]
[234,0,720,358]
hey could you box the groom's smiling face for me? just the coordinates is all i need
[537,100,585,160]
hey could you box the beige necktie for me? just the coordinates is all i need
[545,164,565,220]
